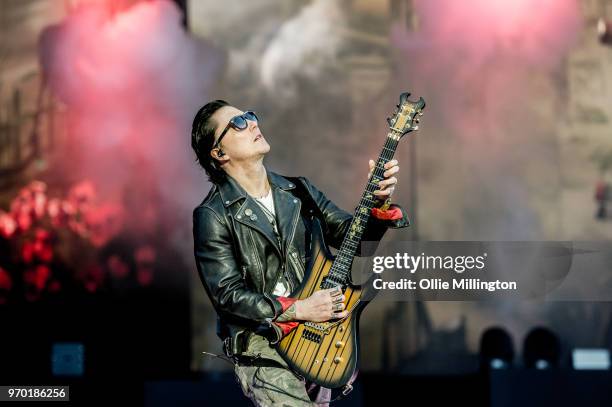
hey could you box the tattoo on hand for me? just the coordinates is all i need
[276,303,297,322]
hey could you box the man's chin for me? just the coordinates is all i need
[259,142,271,154]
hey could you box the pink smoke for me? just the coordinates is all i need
[39,0,224,241]
[405,0,579,62]
[391,0,580,135]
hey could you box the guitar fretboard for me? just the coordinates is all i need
[321,131,402,288]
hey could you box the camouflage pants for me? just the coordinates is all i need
[233,333,332,407]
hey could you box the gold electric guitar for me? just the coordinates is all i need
[276,92,426,388]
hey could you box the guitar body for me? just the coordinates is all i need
[276,218,370,389]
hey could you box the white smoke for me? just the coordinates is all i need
[259,0,346,100]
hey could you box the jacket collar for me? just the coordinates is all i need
[218,169,296,208]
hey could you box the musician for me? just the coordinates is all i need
[191,100,410,406]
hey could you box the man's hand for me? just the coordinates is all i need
[368,159,399,202]
[294,287,347,322]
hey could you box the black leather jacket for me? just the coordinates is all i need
[192,170,410,356]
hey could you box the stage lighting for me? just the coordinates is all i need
[479,327,514,370]
[572,348,610,370]
[523,327,560,369]
[598,18,612,45]
[51,342,84,377]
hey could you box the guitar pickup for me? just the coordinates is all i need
[321,275,345,289]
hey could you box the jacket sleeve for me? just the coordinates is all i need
[298,177,410,256]
[193,205,285,324]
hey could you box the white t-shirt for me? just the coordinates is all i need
[253,189,291,297]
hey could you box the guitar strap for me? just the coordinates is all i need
[284,176,329,238]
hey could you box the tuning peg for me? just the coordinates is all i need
[415,118,420,123]
[413,125,419,131]
[387,117,393,126]
[418,112,424,116]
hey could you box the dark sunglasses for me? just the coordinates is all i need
[213,111,259,150]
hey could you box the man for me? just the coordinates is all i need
[191,100,410,406]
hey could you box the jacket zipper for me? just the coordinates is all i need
[280,198,302,293]
[248,229,265,294]
[277,234,300,293]
[287,249,305,284]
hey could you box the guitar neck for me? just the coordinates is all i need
[326,131,402,285]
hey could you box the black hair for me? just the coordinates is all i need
[191,99,230,185]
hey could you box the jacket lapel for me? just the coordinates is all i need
[218,173,281,256]
[269,172,301,259]
[217,170,301,260]
[234,195,280,253]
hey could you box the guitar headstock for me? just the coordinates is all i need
[386,92,426,137]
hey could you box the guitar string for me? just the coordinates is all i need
[326,129,401,284]
[330,154,392,281]
[338,133,398,260]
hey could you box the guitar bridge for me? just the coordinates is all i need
[301,329,322,343]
